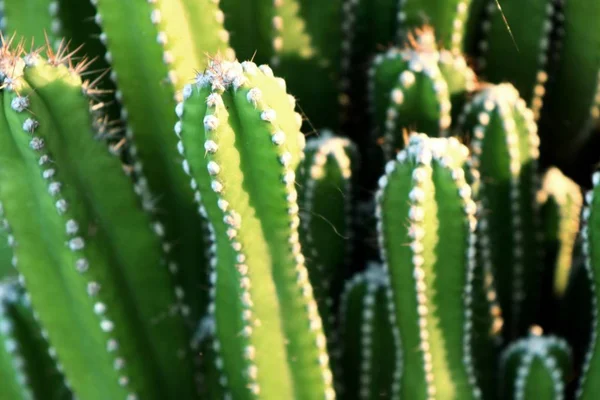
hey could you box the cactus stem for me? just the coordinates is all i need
[376,135,481,399]
[339,0,358,96]
[3,90,139,398]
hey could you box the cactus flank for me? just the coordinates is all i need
[0,279,71,400]
[458,83,542,340]
[376,134,481,400]
[0,44,196,400]
[175,58,335,400]
[500,327,571,400]
[338,264,397,400]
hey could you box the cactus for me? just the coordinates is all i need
[538,0,600,166]
[375,134,482,399]
[175,58,334,399]
[338,263,398,400]
[538,167,582,300]
[297,131,358,336]
[458,83,542,339]
[0,45,196,399]
[499,327,571,400]
[0,279,71,400]
[369,28,476,159]
[0,0,64,48]
[396,0,472,52]
[476,0,555,120]
[89,0,235,328]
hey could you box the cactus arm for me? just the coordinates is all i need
[478,0,554,119]
[297,132,357,337]
[0,0,62,47]
[459,84,541,339]
[538,168,582,298]
[177,61,334,399]
[338,265,399,400]
[0,281,71,400]
[500,330,571,400]
[397,0,472,52]
[90,0,232,329]
[376,135,480,399]
[539,1,600,163]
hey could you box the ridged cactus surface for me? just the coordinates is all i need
[338,264,397,400]
[459,83,542,340]
[175,58,334,400]
[500,328,571,400]
[376,134,481,400]
[0,45,196,400]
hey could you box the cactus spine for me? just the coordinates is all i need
[376,134,481,399]
[0,280,71,400]
[369,28,475,158]
[175,59,334,399]
[0,46,196,399]
[477,0,554,119]
[500,327,571,400]
[459,83,542,339]
[89,0,234,326]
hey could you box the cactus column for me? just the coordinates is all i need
[0,47,196,400]
[175,59,335,399]
[376,134,481,399]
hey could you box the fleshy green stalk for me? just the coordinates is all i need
[0,46,196,400]
[458,83,542,340]
[538,167,582,299]
[477,0,554,119]
[375,134,481,399]
[176,59,335,400]
[0,279,71,400]
[396,0,472,52]
[297,131,358,336]
[369,28,475,158]
[90,0,234,327]
[500,327,571,400]
[338,263,398,400]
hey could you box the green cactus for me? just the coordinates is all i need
[375,134,482,399]
[538,167,582,300]
[458,83,542,340]
[539,0,600,166]
[0,46,196,399]
[338,263,399,400]
[0,0,64,48]
[499,327,571,400]
[0,279,71,400]
[396,0,473,52]
[175,58,335,399]
[369,28,476,158]
[297,131,358,336]
[476,0,554,120]
[89,0,234,327]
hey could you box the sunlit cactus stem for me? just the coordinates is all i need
[538,168,582,306]
[90,0,235,327]
[338,263,398,400]
[375,134,482,399]
[0,45,196,399]
[175,59,335,400]
[297,131,358,337]
[0,279,71,400]
[499,327,571,400]
[369,28,475,159]
[458,83,542,340]
[396,0,472,52]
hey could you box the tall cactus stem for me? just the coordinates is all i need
[376,134,481,399]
